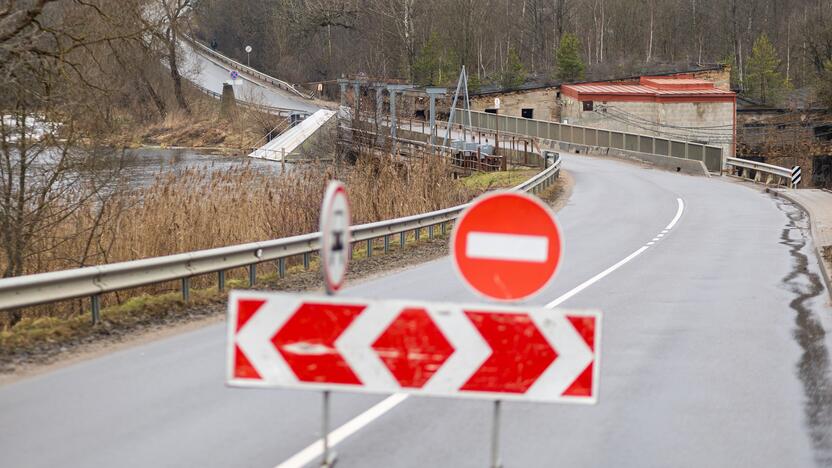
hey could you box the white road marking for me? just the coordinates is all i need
[466,232,549,262]
[274,197,686,468]
[275,393,409,468]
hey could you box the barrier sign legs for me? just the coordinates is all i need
[491,400,503,468]
[321,390,336,467]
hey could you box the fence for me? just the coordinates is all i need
[450,109,724,172]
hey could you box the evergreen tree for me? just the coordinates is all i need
[746,34,789,104]
[413,33,456,86]
[500,47,526,89]
[555,33,585,82]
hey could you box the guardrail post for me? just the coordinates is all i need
[90,294,101,325]
[303,253,310,271]
[441,222,447,236]
[415,228,421,242]
[367,239,373,257]
[429,225,434,240]
[278,258,286,279]
[384,235,390,253]
[218,270,225,291]
[400,232,406,248]
[182,277,190,303]
[249,264,257,287]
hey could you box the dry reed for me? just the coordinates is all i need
[3,152,474,323]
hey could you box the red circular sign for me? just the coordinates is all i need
[451,191,562,301]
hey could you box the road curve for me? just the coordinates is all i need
[179,41,320,114]
[1,154,830,468]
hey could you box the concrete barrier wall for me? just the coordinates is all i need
[557,143,710,177]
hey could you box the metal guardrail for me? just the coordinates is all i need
[0,157,562,319]
[184,36,315,100]
[451,109,725,172]
[725,157,794,187]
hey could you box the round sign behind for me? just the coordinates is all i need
[245,45,252,53]
[451,191,562,301]
[320,181,351,294]
[230,70,239,80]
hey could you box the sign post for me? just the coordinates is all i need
[225,182,600,468]
[245,45,252,67]
[452,190,563,467]
[319,180,351,467]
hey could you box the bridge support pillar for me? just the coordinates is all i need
[337,78,349,108]
[426,87,447,147]
[220,83,236,120]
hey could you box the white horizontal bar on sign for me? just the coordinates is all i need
[466,232,548,263]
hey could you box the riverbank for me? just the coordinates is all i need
[106,92,282,154]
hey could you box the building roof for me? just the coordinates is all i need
[561,76,735,103]
[469,63,728,96]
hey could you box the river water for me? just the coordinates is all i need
[119,148,285,186]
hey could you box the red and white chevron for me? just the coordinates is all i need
[227,291,601,404]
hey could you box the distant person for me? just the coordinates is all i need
[210,39,218,50]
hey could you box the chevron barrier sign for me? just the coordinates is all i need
[791,165,802,188]
[226,291,601,404]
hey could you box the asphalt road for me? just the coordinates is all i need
[178,41,320,114]
[2,155,831,468]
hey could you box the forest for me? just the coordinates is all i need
[195,0,832,105]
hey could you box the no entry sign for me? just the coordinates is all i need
[227,291,600,404]
[452,191,562,301]
[320,181,350,293]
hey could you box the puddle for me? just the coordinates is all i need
[775,197,832,466]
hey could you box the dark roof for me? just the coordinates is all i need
[470,63,727,97]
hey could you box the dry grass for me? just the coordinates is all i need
[2,152,474,325]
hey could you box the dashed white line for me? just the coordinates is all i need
[274,197,686,468]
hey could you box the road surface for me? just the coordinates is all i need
[2,154,831,467]
[179,41,320,114]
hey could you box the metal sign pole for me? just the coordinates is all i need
[318,180,350,467]
[321,389,335,467]
[491,400,502,468]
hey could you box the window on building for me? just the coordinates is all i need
[814,125,832,142]
[521,108,534,119]
[583,101,594,111]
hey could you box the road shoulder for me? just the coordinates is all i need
[773,188,832,303]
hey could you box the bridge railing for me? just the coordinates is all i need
[450,109,724,172]
[0,157,562,322]
[184,36,315,100]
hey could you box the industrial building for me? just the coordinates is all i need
[559,76,737,157]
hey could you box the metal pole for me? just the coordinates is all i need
[278,258,286,279]
[321,390,335,467]
[90,294,101,325]
[390,90,397,139]
[303,253,310,271]
[218,270,225,291]
[181,277,190,302]
[249,264,256,287]
[429,94,437,146]
[491,400,502,468]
